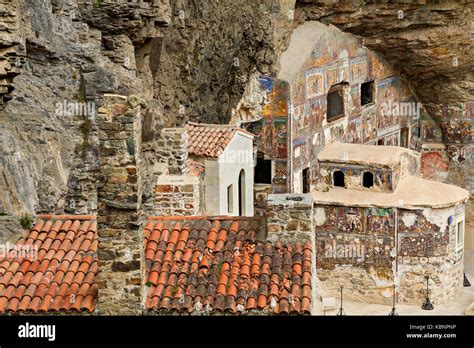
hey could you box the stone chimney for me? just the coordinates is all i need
[266,193,314,243]
[156,128,189,175]
[97,94,143,315]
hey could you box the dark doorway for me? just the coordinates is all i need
[362,171,374,188]
[377,138,384,146]
[333,170,345,187]
[400,127,409,148]
[302,167,310,193]
[255,155,272,184]
[239,169,246,216]
[361,80,375,106]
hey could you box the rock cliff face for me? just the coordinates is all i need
[0,0,472,216]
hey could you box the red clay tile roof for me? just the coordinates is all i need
[144,216,312,315]
[186,122,254,158]
[0,215,98,314]
[188,158,206,177]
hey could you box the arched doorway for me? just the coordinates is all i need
[362,171,374,188]
[239,169,246,216]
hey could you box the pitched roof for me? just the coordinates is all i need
[144,216,312,315]
[186,122,254,158]
[317,142,416,168]
[0,215,98,314]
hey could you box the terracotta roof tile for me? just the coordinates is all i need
[0,215,98,314]
[186,122,254,159]
[144,216,312,315]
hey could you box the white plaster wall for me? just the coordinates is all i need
[204,132,254,216]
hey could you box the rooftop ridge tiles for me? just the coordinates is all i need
[36,214,96,221]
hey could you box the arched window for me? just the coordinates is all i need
[333,170,345,187]
[363,171,374,188]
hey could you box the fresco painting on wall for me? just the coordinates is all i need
[261,77,288,117]
[337,207,364,233]
[398,209,442,233]
[305,68,325,98]
[309,96,326,129]
[362,107,377,143]
[344,117,362,144]
[273,160,288,187]
[384,132,399,146]
[350,55,368,84]
[330,123,345,142]
[440,120,472,144]
[375,170,392,191]
[293,104,307,133]
[377,77,401,130]
[273,118,288,159]
[410,125,421,150]
[421,120,443,143]
[292,77,306,106]
[314,206,337,232]
[350,84,361,116]
[466,101,474,118]
[365,208,394,236]
[399,231,448,257]
[325,65,340,91]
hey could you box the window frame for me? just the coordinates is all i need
[227,184,234,214]
[254,155,273,184]
[326,84,346,123]
[362,171,374,189]
[333,170,345,188]
[360,80,375,106]
[455,219,465,251]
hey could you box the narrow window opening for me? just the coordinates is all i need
[362,171,374,188]
[361,80,375,106]
[227,184,233,214]
[255,155,272,184]
[400,127,409,148]
[302,167,310,193]
[239,169,246,216]
[333,170,345,187]
[456,220,464,250]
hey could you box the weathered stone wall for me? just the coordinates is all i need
[266,193,313,243]
[156,128,189,176]
[154,175,201,216]
[254,184,273,217]
[314,204,396,305]
[282,22,420,193]
[97,94,143,315]
[397,205,465,305]
[313,202,466,305]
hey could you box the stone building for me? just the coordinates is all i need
[310,142,469,305]
[154,122,255,217]
[243,21,421,199]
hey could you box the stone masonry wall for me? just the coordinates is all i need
[156,128,189,175]
[266,193,313,244]
[97,94,143,315]
[154,175,201,216]
[397,205,465,305]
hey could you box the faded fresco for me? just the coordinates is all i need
[318,162,395,192]
[282,24,420,191]
[243,76,290,192]
[314,204,396,304]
